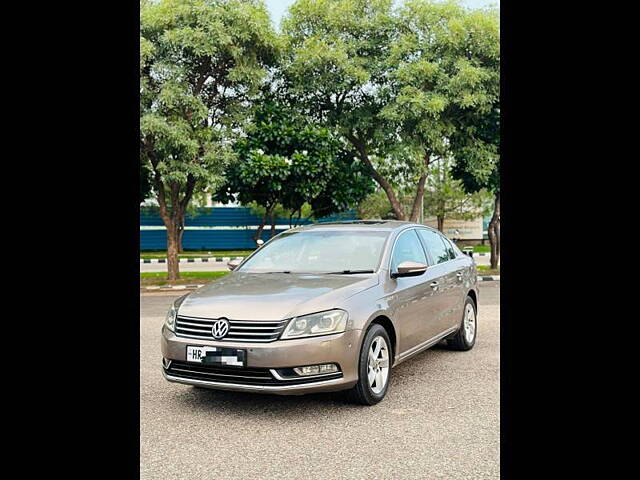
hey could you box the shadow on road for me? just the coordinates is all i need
[168,342,454,418]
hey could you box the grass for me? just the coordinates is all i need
[477,265,500,276]
[140,250,254,260]
[140,271,229,287]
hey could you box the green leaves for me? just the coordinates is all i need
[281,0,499,220]
[215,96,374,218]
[141,0,279,211]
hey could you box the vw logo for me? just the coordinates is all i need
[211,319,230,339]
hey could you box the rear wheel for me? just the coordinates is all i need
[346,324,392,405]
[447,296,477,351]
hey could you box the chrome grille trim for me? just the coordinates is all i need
[175,315,288,343]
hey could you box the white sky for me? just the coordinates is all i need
[265,0,500,28]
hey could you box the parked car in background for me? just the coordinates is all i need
[162,220,479,405]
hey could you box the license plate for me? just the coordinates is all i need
[186,346,246,368]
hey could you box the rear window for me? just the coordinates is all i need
[417,229,451,265]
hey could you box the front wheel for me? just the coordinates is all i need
[346,324,392,405]
[447,296,477,351]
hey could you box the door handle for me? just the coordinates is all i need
[430,281,439,290]
[456,271,463,280]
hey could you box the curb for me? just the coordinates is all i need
[142,284,205,292]
[140,256,244,264]
[478,276,500,282]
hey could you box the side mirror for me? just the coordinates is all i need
[391,261,428,278]
[256,239,264,247]
[227,259,241,271]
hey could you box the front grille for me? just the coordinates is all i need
[175,315,287,343]
[167,361,279,385]
[165,361,343,386]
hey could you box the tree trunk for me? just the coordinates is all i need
[488,192,500,269]
[254,211,268,245]
[177,218,185,253]
[348,133,406,220]
[166,221,181,281]
[270,210,276,238]
[409,153,430,222]
[437,215,444,232]
[147,161,195,281]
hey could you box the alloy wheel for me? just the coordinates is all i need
[367,335,390,394]
[464,303,476,344]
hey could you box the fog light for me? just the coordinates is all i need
[293,363,338,376]
[162,358,172,369]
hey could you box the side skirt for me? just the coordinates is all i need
[393,327,458,367]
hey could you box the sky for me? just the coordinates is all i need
[265,0,500,28]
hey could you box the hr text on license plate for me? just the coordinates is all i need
[186,346,246,367]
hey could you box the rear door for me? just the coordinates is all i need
[416,228,460,334]
[439,235,468,328]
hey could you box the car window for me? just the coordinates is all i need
[238,230,389,273]
[417,229,451,265]
[441,236,457,260]
[391,230,427,272]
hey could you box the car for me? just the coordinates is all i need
[161,220,479,405]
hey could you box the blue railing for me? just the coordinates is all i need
[140,207,357,250]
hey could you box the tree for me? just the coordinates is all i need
[140,0,278,279]
[423,157,491,232]
[282,0,499,222]
[215,97,374,243]
[140,157,153,204]
[451,105,500,268]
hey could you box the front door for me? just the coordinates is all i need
[388,229,443,354]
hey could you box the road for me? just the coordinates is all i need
[140,282,500,479]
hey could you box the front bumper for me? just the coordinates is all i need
[161,326,361,395]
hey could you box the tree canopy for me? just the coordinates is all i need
[281,0,500,222]
[140,0,279,278]
[215,96,374,231]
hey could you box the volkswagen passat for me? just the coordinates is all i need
[162,221,478,405]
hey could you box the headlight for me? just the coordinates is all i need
[165,304,177,332]
[280,310,348,339]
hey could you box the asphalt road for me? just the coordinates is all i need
[140,281,500,479]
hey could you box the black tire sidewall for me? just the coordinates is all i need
[357,324,392,404]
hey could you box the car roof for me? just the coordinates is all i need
[290,220,430,232]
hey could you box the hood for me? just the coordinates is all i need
[177,272,378,321]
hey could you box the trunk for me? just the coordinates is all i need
[488,192,500,269]
[148,161,195,281]
[254,211,268,245]
[364,158,406,220]
[348,134,406,220]
[408,153,431,222]
[270,210,276,238]
[177,218,185,253]
[166,221,181,281]
[437,215,444,232]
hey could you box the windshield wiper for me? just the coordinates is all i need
[325,269,375,275]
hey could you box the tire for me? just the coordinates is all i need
[447,296,477,351]
[346,324,392,405]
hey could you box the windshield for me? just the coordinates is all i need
[237,230,390,274]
